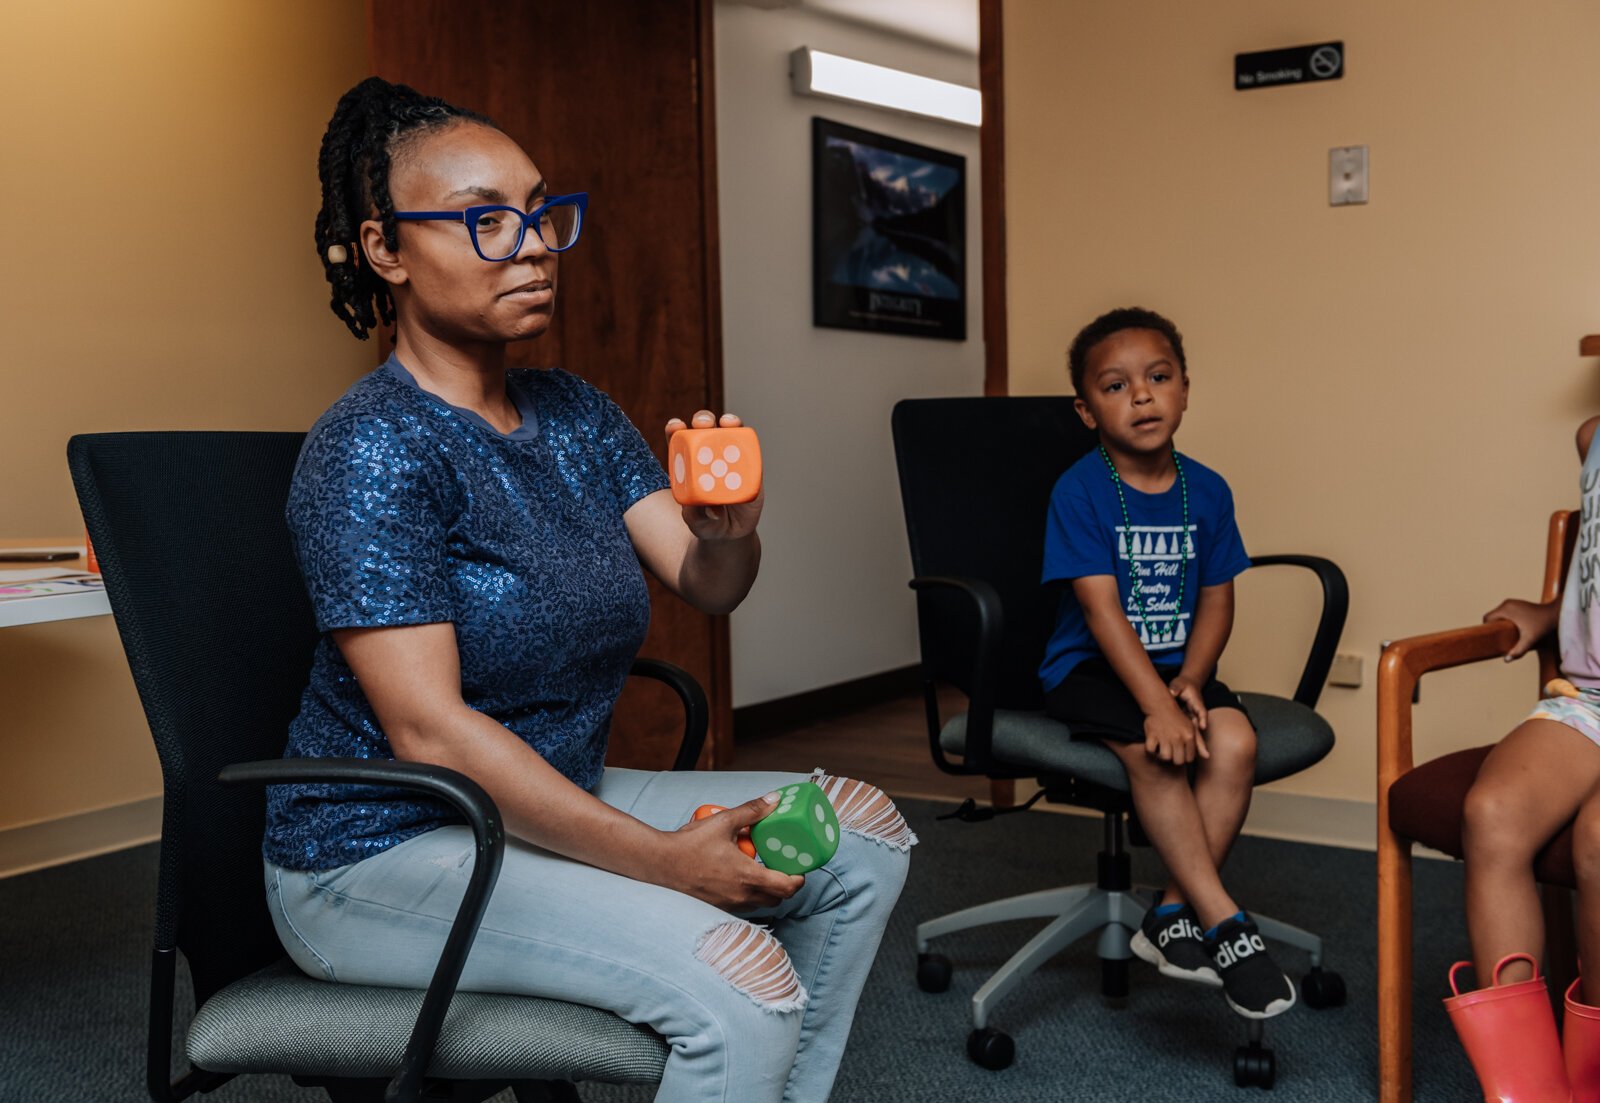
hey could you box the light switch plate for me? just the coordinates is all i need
[1330,146,1368,206]
[1329,651,1364,687]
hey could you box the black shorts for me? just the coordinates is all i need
[1044,656,1249,744]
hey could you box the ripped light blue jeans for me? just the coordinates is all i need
[264,768,914,1103]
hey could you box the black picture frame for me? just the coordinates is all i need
[811,117,966,341]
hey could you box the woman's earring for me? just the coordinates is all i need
[326,244,350,265]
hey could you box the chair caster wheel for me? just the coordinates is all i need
[1233,1042,1276,1088]
[1301,966,1347,1009]
[916,952,952,993]
[967,1026,1014,1071]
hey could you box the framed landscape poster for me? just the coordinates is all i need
[811,117,966,340]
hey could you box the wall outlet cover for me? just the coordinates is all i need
[1329,651,1364,687]
[1330,146,1368,206]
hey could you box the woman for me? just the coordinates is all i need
[264,77,913,1103]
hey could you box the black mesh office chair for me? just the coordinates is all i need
[67,431,705,1103]
[891,398,1349,1089]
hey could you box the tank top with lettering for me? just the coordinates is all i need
[1559,431,1600,687]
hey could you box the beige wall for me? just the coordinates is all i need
[1004,0,1600,817]
[0,1,370,861]
[714,2,985,707]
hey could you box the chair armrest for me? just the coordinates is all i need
[629,657,709,771]
[909,575,1003,772]
[1375,620,1518,795]
[1245,554,1350,709]
[219,758,502,1103]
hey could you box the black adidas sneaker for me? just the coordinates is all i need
[1205,913,1297,1019]
[1130,902,1222,987]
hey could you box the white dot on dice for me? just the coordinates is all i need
[825,824,836,843]
[711,460,728,477]
[766,837,781,851]
[782,845,798,859]
[724,445,741,463]
[698,474,714,492]
[697,447,713,465]
[798,853,813,868]
[673,455,685,484]
[814,805,825,822]
[725,472,742,490]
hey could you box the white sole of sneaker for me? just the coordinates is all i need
[1223,978,1298,1020]
[1130,930,1224,988]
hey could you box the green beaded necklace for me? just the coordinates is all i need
[1099,444,1190,645]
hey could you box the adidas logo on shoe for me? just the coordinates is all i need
[1206,914,1296,1020]
[1132,904,1223,988]
[1157,917,1204,949]
[1213,930,1268,969]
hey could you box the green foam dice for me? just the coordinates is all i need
[751,781,840,875]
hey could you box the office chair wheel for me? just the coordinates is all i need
[1233,1042,1276,1089]
[1300,967,1346,1009]
[966,1026,1015,1071]
[916,952,953,993]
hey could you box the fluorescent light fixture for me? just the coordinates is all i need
[791,47,981,128]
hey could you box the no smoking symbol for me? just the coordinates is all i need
[1310,46,1342,78]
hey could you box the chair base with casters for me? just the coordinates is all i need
[912,701,1346,1089]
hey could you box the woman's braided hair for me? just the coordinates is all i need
[315,77,492,340]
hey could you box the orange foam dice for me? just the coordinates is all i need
[690,803,757,858]
[669,427,761,506]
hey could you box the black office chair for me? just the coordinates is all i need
[891,398,1349,1089]
[68,431,704,1103]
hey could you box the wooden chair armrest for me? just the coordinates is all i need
[1376,620,1519,792]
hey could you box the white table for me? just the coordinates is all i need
[0,538,111,628]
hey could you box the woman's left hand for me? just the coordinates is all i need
[664,410,765,541]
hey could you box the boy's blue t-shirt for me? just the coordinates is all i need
[1039,450,1250,692]
[263,356,669,871]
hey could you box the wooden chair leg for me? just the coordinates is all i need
[1544,883,1578,1002]
[1378,826,1415,1103]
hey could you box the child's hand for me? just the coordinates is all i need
[1483,598,1560,661]
[1144,701,1210,765]
[1167,675,1209,731]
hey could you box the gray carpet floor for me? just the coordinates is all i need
[0,797,1484,1100]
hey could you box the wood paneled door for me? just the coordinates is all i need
[369,0,732,769]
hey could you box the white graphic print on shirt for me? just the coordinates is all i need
[1115,523,1196,651]
[1561,450,1600,686]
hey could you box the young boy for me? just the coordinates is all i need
[1040,306,1296,1020]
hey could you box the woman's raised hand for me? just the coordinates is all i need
[664,410,764,541]
[665,792,804,911]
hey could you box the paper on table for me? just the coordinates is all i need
[0,576,105,601]
[0,568,94,583]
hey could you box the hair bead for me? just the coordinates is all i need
[314,77,491,339]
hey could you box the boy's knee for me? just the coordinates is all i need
[812,774,918,852]
[696,920,807,1013]
[1207,719,1256,771]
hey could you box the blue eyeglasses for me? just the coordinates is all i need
[392,192,588,262]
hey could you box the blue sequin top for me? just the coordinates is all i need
[263,356,669,871]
